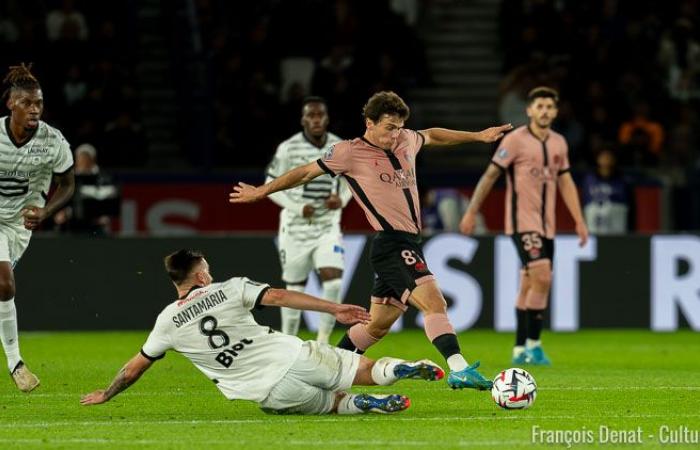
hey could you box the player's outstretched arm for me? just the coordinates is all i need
[229,161,324,204]
[80,353,154,405]
[260,288,371,325]
[419,124,512,147]
[460,163,502,235]
[557,172,589,247]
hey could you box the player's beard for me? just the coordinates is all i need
[536,117,552,129]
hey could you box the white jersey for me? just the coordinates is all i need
[266,132,351,240]
[141,277,303,402]
[0,117,74,224]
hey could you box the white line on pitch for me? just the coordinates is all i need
[0,438,529,447]
[1,414,699,428]
[1,385,698,399]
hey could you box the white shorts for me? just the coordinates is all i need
[0,222,31,267]
[278,230,344,284]
[259,340,360,415]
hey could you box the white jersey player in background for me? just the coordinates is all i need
[0,63,75,392]
[81,249,445,415]
[266,96,352,343]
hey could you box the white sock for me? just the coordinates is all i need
[0,299,21,371]
[336,393,363,415]
[526,339,541,349]
[513,345,526,357]
[446,354,468,372]
[281,284,305,335]
[317,278,342,344]
[370,357,403,386]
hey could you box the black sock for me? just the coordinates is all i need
[515,308,528,346]
[431,333,461,361]
[336,333,365,354]
[527,308,545,342]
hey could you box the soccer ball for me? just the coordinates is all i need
[491,368,537,409]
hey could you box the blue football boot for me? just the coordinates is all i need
[447,361,493,391]
[512,349,529,365]
[393,359,445,381]
[353,394,411,413]
[525,346,552,366]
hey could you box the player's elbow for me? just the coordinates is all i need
[260,288,286,306]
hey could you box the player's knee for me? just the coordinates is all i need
[0,277,15,300]
[365,322,391,339]
[531,268,552,289]
[413,295,447,315]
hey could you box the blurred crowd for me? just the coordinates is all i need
[0,0,145,168]
[197,0,429,167]
[499,0,700,170]
[1,0,698,233]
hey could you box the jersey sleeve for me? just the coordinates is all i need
[491,133,518,170]
[141,315,171,361]
[225,277,271,311]
[266,142,289,179]
[317,141,352,177]
[406,129,425,154]
[53,132,74,174]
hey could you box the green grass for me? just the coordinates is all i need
[0,330,698,449]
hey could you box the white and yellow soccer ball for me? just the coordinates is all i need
[491,367,537,409]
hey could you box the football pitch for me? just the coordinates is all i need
[1,330,698,449]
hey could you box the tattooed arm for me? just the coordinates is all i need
[80,353,154,405]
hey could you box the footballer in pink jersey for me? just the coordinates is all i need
[460,87,588,366]
[231,91,511,391]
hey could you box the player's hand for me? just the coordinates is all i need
[576,221,589,247]
[333,304,371,326]
[302,204,315,218]
[21,206,48,230]
[229,182,265,204]
[80,390,108,405]
[325,194,342,210]
[459,212,477,235]
[478,124,513,143]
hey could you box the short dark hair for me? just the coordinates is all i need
[527,86,559,105]
[362,91,410,122]
[302,96,326,108]
[2,63,41,100]
[164,249,204,284]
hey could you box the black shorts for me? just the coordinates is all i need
[511,231,554,268]
[370,231,435,311]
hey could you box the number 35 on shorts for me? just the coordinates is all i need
[401,249,428,272]
[520,232,543,257]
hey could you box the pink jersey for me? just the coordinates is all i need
[317,129,424,234]
[491,125,570,238]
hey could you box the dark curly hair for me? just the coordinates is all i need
[362,91,410,122]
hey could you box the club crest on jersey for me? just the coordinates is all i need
[498,148,508,159]
[323,145,335,161]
